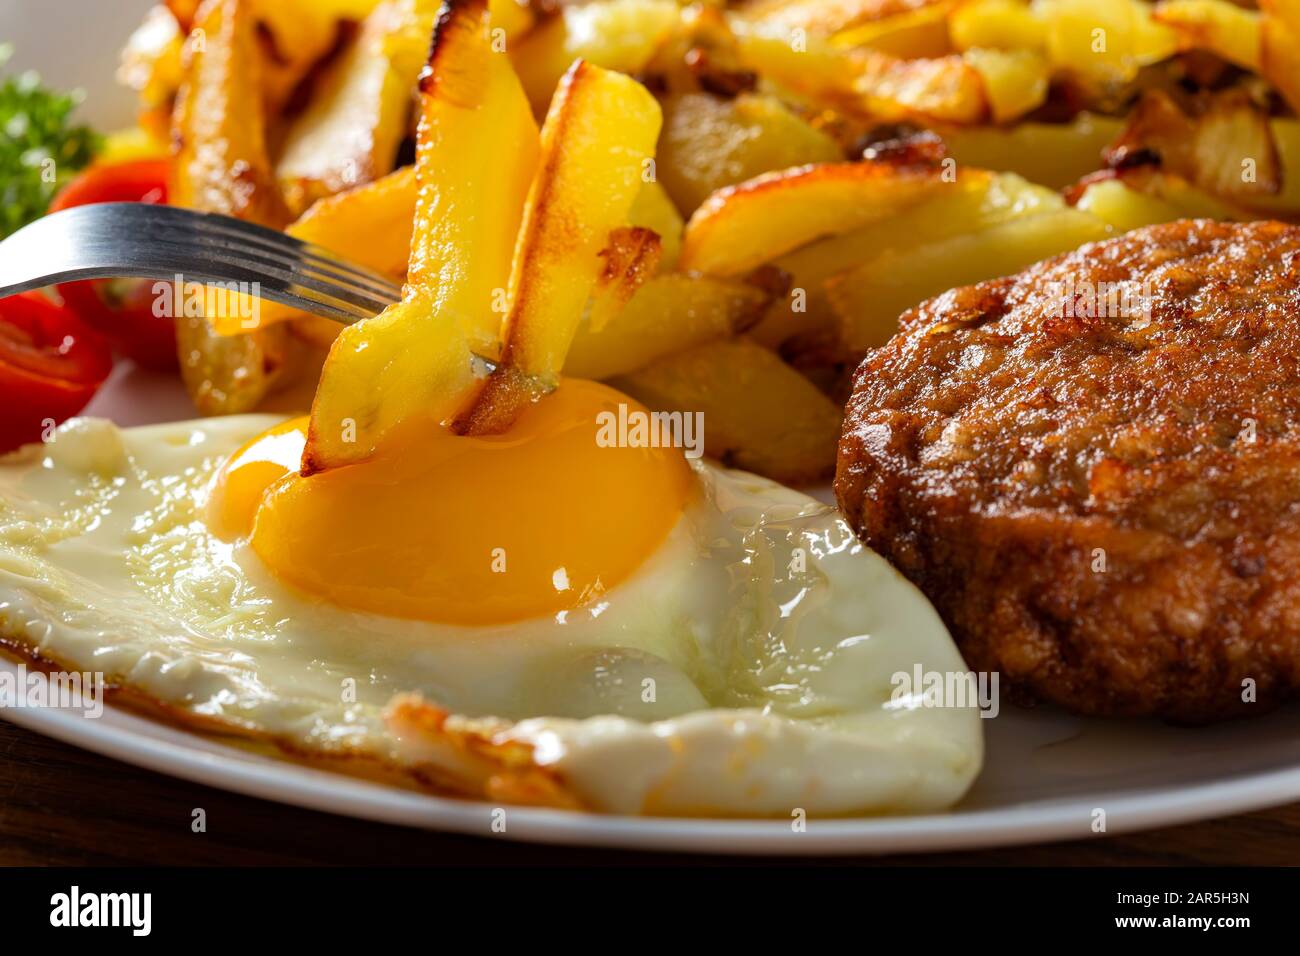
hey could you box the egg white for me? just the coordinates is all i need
[0,415,982,816]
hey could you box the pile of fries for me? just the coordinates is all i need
[118,0,1300,483]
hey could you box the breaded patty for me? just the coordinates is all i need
[836,220,1300,722]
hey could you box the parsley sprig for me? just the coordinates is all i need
[0,44,101,238]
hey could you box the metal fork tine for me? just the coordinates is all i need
[147,211,403,298]
[181,213,402,297]
[144,231,396,310]
[126,236,392,318]
[0,204,404,325]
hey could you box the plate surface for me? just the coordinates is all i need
[6,646,1300,855]
[3,0,1300,856]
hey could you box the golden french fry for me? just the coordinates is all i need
[171,0,288,224]
[749,170,1061,348]
[586,227,664,334]
[730,22,865,108]
[828,207,1110,352]
[489,0,535,41]
[1154,0,1263,71]
[1074,167,1256,229]
[454,60,662,436]
[1039,0,1179,87]
[250,0,350,114]
[1261,0,1300,114]
[963,48,1049,124]
[678,162,951,277]
[938,113,1124,189]
[119,6,185,111]
[948,0,1048,50]
[510,0,679,113]
[829,2,955,57]
[1073,174,1247,232]
[171,0,293,415]
[628,179,683,271]
[1106,90,1282,200]
[304,0,540,472]
[211,166,418,337]
[565,274,771,381]
[613,338,843,485]
[853,50,988,124]
[290,166,417,280]
[275,0,439,215]
[656,92,841,215]
[737,0,948,37]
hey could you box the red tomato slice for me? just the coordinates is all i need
[50,159,178,370]
[0,292,113,454]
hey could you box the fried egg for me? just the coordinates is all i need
[0,380,982,816]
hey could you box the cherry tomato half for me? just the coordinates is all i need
[0,291,114,454]
[50,159,178,370]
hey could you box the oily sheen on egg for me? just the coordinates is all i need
[0,411,983,817]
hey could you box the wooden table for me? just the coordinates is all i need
[2,720,1297,866]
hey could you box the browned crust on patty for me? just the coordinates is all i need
[836,219,1300,721]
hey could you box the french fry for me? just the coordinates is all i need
[1105,90,1282,201]
[210,166,418,337]
[289,165,417,281]
[629,179,684,271]
[251,0,350,114]
[938,113,1124,189]
[119,5,186,111]
[1073,167,1256,227]
[828,207,1109,351]
[585,226,664,334]
[1261,0,1300,115]
[678,162,951,277]
[737,0,949,37]
[275,0,439,215]
[730,21,865,109]
[829,2,956,57]
[1242,119,1300,216]
[854,50,988,123]
[511,0,680,113]
[171,0,293,415]
[1073,174,1249,232]
[657,92,842,214]
[749,170,1061,347]
[565,274,771,381]
[488,0,535,42]
[964,48,1049,123]
[948,0,1048,51]
[304,0,540,472]
[404,1,540,355]
[453,61,662,436]
[612,338,843,485]
[170,0,288,224]
[1038,0,1179,87]
[1154,0,1263,71]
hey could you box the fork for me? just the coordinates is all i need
[0,202,403,324]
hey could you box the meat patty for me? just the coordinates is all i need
[836,219,1300,722]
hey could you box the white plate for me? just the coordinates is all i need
[4,0,1300,856]
[7,647,1300,855]
[8,368,1300,855]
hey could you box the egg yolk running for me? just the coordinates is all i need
[209,380,694,625]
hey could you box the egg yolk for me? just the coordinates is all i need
[209,379,694,625]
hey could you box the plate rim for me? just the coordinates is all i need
[5,661,1300,856]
